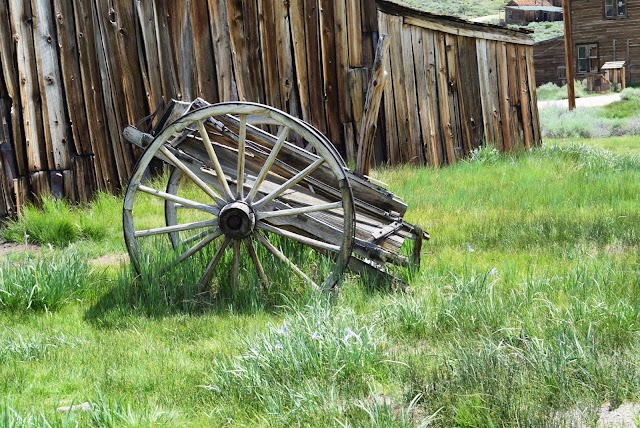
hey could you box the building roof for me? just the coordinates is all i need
[506,6,563,11]
[507,0,553,6]
[601,61,626,70]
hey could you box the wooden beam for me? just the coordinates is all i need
[563,0,576,110]
[355,35,390,177]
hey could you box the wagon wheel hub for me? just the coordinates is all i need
[218,201,256,239]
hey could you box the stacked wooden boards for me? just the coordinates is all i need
[0,0,541,216]
[378,1,541,166]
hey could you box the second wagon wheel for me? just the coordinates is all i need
[123,102,355,293]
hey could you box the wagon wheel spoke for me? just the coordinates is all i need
[199,236,232,290]
[256,202,343,221]
[253,157,325,209]
[138,185,219,216]
[135,220,218,238]
[256,222,340,253]
[245,126,291,204]
[159,146,226,206]
[182,228,215,247]
[254,231,319,289]
[197,120,234,202]
[236,115,247,200]
[243,237,269,288]
[177,230,224,263]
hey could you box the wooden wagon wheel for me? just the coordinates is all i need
[123,102,355,292]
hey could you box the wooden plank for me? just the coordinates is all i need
[344,122,356,165]
[387,14,409,163]
[378,13,398,165]
[10,0,46,173]
[208,0,234,101]
[435,33,455,164]
[496,41,513,152]
[257,0,282,110]
[32,0,71,170]
[405,16,534,46]
[518,44,533,150]
[347,0,363,67]
[0,0,26,177]
[171,2,194,100]
[319,0,342,147]
[507,43,523,149]
[226,0,249,101]
[191,0,218,102]
[154,0,179,100]
[290,0,311,123]
[476,38,494,146]
[457,35,483,152]
[274,0,295,112]
[135,0,162,112]
[486,41,503,151]
[303,0,327,134]
[13,176,28,212]
[411,27,434,166]
[401,24,423,164]
[356,35,390,176]
[334,0,351,123]
[73,0,118,192]
[242,0,265,104]
[348,68,367,139]
[53,0,92,156]
[361,0,378,33]
[444,33,463,161]
[525,45,541,147]
[422,29,443,167]
[29,170,50,203]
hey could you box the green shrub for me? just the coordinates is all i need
[0,251,92,311]
[620,87,640,101]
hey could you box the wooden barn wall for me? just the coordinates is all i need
[534,36,566,86]
[0,0,379,215]
[378,9,541,166]
[0,0,541,215]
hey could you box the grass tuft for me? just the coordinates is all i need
[0,251,93,311]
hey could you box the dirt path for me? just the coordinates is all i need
[538,94,622,109]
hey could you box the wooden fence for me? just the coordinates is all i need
[0,0,540,217]
[378,2,541,166]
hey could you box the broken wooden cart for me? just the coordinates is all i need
[123,100,428,291]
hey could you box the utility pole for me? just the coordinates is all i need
[563,0,576,110]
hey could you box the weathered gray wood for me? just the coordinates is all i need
[355,35,390,177]
[208,0,234,101]
[10,0,47,173]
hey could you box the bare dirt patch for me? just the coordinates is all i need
[596,402,640,428]
[0,241,40,258]
[89,253,129,267]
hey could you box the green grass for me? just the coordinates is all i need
[1,143,639,426]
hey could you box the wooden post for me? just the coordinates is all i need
[563,0,576,110]
[355,35,390,177]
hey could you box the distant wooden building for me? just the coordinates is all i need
[570,0,640,85]
[504,0,563,25]
[534,36,566,85]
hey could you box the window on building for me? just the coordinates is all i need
[605,0,626,18]
[577,44,599,73]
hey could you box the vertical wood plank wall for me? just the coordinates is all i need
[0,0,540,215]
[378,5,541,166]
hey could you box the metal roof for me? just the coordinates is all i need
[505,6,563,11]
[601,61,626,69]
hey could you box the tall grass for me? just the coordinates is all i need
[0,251,93,311]
[2,193,120,247]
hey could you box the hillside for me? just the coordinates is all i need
[392,0,508,19]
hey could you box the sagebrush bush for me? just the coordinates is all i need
[0,251,92,311]
[620,87,640,101]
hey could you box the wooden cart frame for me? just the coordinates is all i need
[123,99,428,292]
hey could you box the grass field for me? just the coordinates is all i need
[2,138,639,426]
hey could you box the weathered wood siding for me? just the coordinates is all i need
[378,2,541,166]
[0,0,542,215]
[571,0,640,84]
[534,36,566,85]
